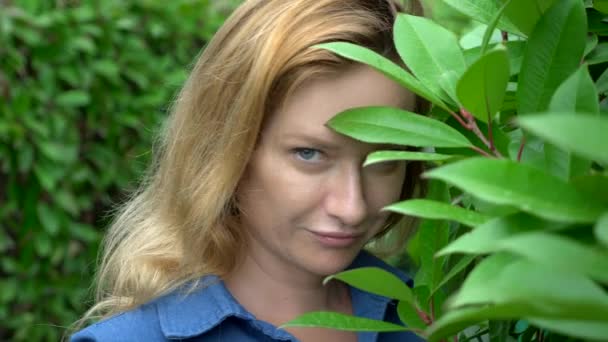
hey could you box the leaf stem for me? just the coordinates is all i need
[448,108,470,128]
[469,145,492,157]
[517,134,526,162]
[458,108,503,157]
[537,329,544,342]
[416,307,433,325]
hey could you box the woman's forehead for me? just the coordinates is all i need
[267,65,416,132]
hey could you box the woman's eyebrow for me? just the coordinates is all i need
[278,133,341,151]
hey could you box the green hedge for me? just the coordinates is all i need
[0,1,238,340]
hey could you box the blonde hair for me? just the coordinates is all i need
[74,0,425,331]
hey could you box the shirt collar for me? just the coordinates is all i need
[155,250,413,339]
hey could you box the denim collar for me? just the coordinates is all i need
[155,251,413,340]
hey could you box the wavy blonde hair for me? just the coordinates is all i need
[74,0,425,331]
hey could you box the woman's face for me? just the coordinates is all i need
[236,64,417,278]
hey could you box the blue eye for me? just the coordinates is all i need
[294,148,322,162]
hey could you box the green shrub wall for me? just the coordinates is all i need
[0,1,238,340]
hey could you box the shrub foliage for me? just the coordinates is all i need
[0,1,236,340]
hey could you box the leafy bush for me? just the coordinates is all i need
[0,1,237,340]
[284,0,608,341]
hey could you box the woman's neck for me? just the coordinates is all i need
[223,252,352,326]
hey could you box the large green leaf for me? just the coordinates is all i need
[442,230,608,283]
[518,113,608,165]
[324,267,413,304]
[314,43,448,111]
[364,151,454,167]
[456,47,510,123]
[385,199,489,227]
[544,66,598,180]
[442,0,524,36]
[586,42,608,65]
[281,311,409,332]
[528,318,608,341]
[596,213,608,248]
[396,302,427,331]
[494,232,608,283]
[517,0,586,114]
[596,67,608,94]
[413,181,450,297]
[463,41,525,76]
[428,302,608,342]
[502,0,557,37]
[437,212,564,256]
[548,65,599,114]
[425,158,605,223]
[394,14,466,105]
[449,254,608,320]
[432,254,476,294]
[573,174,608,207]
[327,106,473,148]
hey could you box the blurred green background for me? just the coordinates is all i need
[0,0,471,340]
[0,0,240,340]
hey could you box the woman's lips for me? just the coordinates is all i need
[308,230,363,248]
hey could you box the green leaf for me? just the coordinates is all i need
[479,0,511,55]
[428,303,605,342]
[502,0,557,37]
[585,34,599,57]
[548,65,599,114]
[433,254,476,294]
[397,301,427,331]
[531,318,608,340]
[449,254,608,320]
[53,190,79,216]
[442,0,524,36]
[573,174,608,207]
[596,0,608,14]
[68,223,99,243]
[596,213,608,248]
[281,311,409,332]
[324,267,413,303]
[92,60,120,81]
[56,90,91,107]
[364,151,454,167]
[517,0,586,114]
[425,158,605,223]
[385,199,489,227]
[394,14,466,104]
[315,43,448,111]
[457,47,510,123]
[464,41,525,76]
[437,213,563,256]
[413,181,450,295]
[37,141,78,164]
[328,106,472,148]
[37,202,60,236]
[596,67,608,94]
[34,234,52,257]
[586,42,608,64]
[544,66,598,180]
[491,232,608,283]
[518,113,608,165]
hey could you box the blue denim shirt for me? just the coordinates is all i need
[72,251,423,341]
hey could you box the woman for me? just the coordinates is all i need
[72,0,426,341]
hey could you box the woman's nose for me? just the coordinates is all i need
[324,166,368,227]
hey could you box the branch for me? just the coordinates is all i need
[460,108,504,158]
[517,134,526,162]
